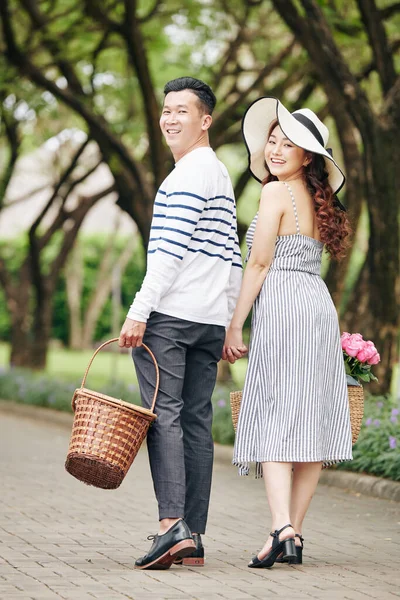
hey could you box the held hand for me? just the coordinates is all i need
[118,318,146,348]
[222,327,248,364]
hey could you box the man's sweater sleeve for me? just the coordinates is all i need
[226,233,243,323]
[127,169,209,322]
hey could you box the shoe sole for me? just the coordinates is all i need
[276,551,302,565]
[135,539,196,570]
[276,557,302,564]
[182,557,204,566]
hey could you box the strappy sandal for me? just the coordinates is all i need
[276,533,304,564]
[248,524,296,569]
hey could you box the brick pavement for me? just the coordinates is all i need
[0,409,399,600]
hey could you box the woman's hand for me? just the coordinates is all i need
[222,327,248,364]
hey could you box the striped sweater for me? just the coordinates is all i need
[127,147,242,326]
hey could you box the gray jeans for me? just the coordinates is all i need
[132,312,225,534]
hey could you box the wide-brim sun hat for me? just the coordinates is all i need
[242,96,346,206]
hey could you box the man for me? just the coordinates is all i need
[119,77,242,570]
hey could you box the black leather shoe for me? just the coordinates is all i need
[174,533,204,566]
[135,519,196,570]
[276,534,304,564]
[248,524,297,569]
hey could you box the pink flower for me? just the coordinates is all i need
[368,352,380,365]
[342,334,365,357]
[356,349,369,362]
[357,343,378,363]
[340,332,351,344]
[340,332,380,382]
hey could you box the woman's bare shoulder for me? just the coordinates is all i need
[260,181,290,207]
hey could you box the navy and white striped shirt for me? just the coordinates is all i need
[127,147,242,326]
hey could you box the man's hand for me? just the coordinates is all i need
[118,318,147,348]
[222,326,248,364]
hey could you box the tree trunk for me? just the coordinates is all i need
[323,98,365,307]
[65,241,83,350]
[9,322,32,367]
[363,127,399,392]
[9,292,52,370]
[28,285,53,370]
[342,127,399,393]
[8,264,32,367]
[80,233,137,348]
[269,0,399,393]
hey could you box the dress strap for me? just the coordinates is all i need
[283,182,300,235]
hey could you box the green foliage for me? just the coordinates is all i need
[336,396,400,481]
[1,360,399,481]
[0,366,235,445]
[0,367,79,411]
[212,385,235,445]
[0,236,29,275]
[339,204,369,315]
[0,237,30,340]
[0,340,140,388]
[344,355,378,383]
[0,234,146,345]
[0,0,333,159]
[54,234,146,344]
[0,366,141,412]
[0,289,10,340]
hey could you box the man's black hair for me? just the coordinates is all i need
[164,77,216,115]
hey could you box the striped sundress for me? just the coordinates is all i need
[233,182,353,476]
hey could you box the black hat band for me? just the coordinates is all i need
[292,113,325,147]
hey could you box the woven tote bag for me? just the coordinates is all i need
[230,385,364,445]
[65,338,159,490]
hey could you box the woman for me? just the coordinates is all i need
[224,97,353,569]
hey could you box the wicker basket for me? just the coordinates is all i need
[65,338,159,490]
[230,384,364,445]
[230,390,242,433]
[347,385,364,444]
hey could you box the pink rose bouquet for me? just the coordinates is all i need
[341,332,380,383]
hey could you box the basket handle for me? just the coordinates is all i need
[80,338,160,413]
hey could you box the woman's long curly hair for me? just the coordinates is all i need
[262,121,351,260]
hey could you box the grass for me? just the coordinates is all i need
[0,343,8,366]
[1,340,397,396]
[0,342,137,389]
[48,346,136,387]
[0,342,247,390]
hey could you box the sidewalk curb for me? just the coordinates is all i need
[213,443,400,504]
[0,400,73,428]
[2,401,399,503]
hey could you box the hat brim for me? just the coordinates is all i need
[242,96,345,196]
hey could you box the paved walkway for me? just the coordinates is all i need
[0,408,399,600]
